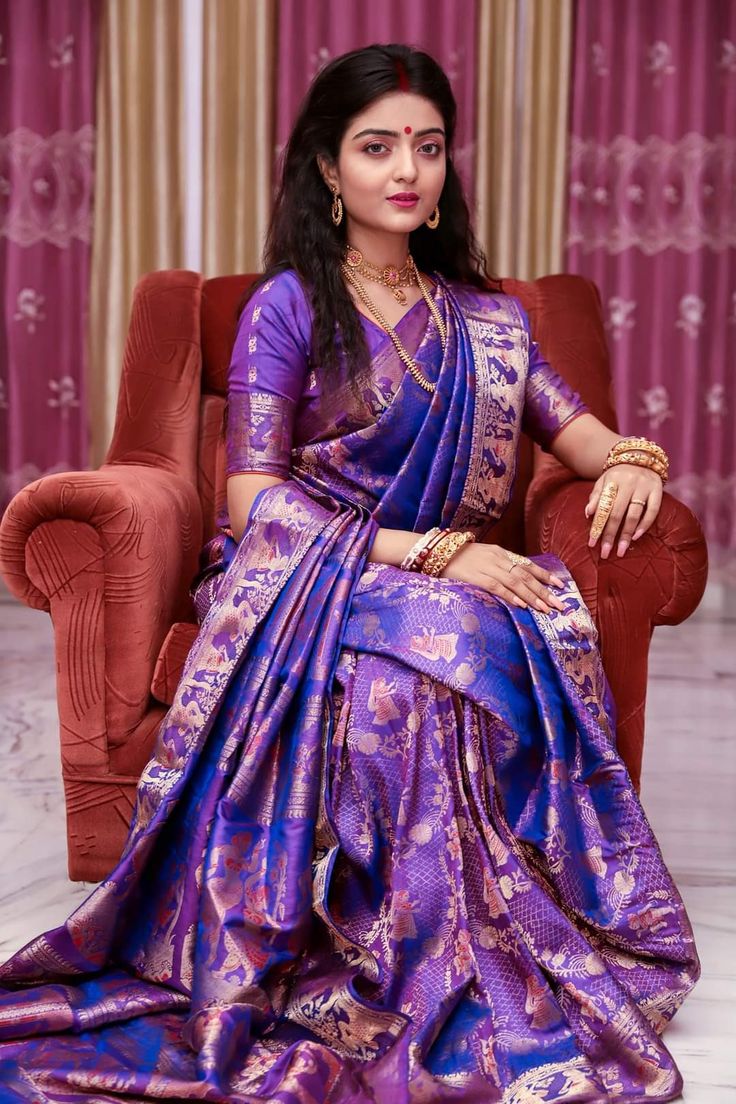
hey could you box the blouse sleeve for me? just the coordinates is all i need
[225,271,311,479]
[517,300,590,452]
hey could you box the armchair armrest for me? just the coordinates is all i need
[525,469,708,787]
[0,465,202,774]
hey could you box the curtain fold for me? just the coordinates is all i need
[474,0,573,280]
[87,0,185,466]
[202,0,275,279]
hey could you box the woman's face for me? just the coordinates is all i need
[322,91,447,238]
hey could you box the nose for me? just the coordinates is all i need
[393,142,419,184]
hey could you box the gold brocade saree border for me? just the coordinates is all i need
[453,295,527,532]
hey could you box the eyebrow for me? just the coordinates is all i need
[351,127,445,140]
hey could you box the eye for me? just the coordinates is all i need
[419,142,442,156]
[364,141,389,155]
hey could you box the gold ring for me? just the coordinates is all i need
[598,481,619,502]
[630,498,647,507]
[507,551,532,572]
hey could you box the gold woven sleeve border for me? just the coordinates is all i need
[225,390,295,479]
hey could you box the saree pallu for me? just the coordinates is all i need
[0,275,699,1103]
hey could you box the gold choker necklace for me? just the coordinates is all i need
[344,246,417,304]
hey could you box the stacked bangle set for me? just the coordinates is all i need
[400,526,476,577]
[602,436,669,483]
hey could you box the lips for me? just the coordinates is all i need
[387,193,420,208]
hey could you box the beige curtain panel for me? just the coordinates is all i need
[203,0,275,279]
[475,0,573,281]
[88,0,275,466]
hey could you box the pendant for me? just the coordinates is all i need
[393,288,407,304]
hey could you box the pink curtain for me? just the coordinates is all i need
[275,0,478,197]
[565,0,736,573]
[0,0,100,510]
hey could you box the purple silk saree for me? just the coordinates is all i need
[0,273,699,1103]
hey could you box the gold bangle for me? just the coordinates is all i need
[610,443,666,459]
[604,450,668,470]
[603,452,668,482]
[423,533,465,577]
[607,449,669,473]
[422,530,476,577]
[609,435,668,462]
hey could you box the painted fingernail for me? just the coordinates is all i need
[632,529,643,541]
[536,599,549,612]
[601,542,611,559]
[617,540,628,557]
[588,536,596,548]
[551,576,565,588]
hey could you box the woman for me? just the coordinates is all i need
[0,44,698,1104]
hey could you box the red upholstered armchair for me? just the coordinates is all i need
[0,271,708,881]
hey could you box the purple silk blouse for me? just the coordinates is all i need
[224,270,588,484]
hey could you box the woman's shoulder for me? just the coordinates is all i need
[238,268,313,347]
[439,276,526,328]
[244,267,311,315]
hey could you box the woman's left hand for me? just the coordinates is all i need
[585,464,664,558]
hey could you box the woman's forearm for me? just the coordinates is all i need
[367,526,418,566]
[228,472,419,564]
[550,413,622,480]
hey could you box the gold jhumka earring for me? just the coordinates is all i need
[330,187,343,226]
[426,205,440,230]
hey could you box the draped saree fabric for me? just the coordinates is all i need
[0,276,699,1102]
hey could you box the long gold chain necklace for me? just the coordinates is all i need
[341,259,447,394]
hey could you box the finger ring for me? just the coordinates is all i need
[598,481,619,504]
[589,484,618,542]
[507,551,532,572]
[631,498,647,507]
[589,512,611,541]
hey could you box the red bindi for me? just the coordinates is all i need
[404,126,412,134]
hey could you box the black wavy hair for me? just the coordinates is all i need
[239,43,498,390]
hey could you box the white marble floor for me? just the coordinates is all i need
[0,582,734,1101]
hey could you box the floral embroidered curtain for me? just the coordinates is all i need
[565,0,736,575]
[0,0,100,509]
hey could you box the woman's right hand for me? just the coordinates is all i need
[439,542,566,614]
